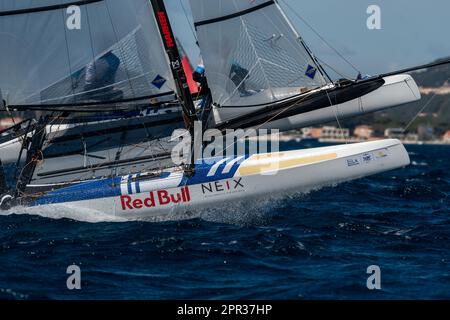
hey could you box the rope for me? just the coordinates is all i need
[22,120,180,196]
[316,57,353,80]
[278,0,361,75]
[403,76,450,133]
[324,89,348,144]
[179,0,198,43]
[215,89,323,157]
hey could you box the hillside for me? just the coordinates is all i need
[411,57,450,87]
[341,57,450,135]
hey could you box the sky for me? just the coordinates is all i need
[166,0,450,79]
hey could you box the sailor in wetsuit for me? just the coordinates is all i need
[193,59,206,87]
[83,51,123,101]
[229,62,251,96]
[192,58,211,97]
[192,60,253,97]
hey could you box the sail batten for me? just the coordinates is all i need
[8,92,176,112]
[194,0,275,27]
[0,0,102,16]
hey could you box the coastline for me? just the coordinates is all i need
[316,137,450,146]
[249,134,450,146]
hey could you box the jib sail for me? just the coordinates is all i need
[188,0,329,112]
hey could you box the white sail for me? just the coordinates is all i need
[189,0,328,108]
[0,0,175,107]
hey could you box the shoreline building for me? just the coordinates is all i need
[443,131,450,143]
[321,126,350,140]
[354,125,374,140]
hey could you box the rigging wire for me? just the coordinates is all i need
[179,0,198,44]
[402,95,437,133]
[60,7,77,103]
[278,0,361,75]
[7,108,158,197]
[215,90,322,157]
[401,77,450,133]
[17,104,186,194]
[213,78,357,158]
[324,90,348,144]
[14,113,67,197]
[316,57,353,80]
[17,1,449,199]
[22,114,183,196]
[403,93,437,133]
[24,141,173,197]
[104,0,137,98]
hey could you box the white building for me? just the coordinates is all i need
[321,126,350,139]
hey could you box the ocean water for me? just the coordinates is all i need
[0,141,449,300]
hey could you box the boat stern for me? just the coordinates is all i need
[362,74,421,113]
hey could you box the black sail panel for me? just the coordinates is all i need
[0,1,97,13]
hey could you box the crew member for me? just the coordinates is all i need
[229,62,251,96]
[84,51,122,100]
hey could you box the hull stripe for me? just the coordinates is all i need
[135,174,141,194]
[127,175,133,195]
[239,153,337,176]
[207,158,230,177]
[222,156,245,174]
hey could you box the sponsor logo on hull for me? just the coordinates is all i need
[201,178,245,197]
[346,149,388,168]
[347,158,361,167]
[120,187,190,211]
[362,152,374,164]
[375,149,389,159]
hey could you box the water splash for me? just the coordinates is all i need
[0,186,323,225]
[0,204,127,223]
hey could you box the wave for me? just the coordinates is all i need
[411,161,429,167]
[0,204,128,223]
[0,185,325,225]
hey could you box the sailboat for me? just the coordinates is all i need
[0,0,447,219]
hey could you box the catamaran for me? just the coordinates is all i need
[0,0,448,219]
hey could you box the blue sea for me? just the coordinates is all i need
[0,141,449,300]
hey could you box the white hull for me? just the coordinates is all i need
[212,74,421,131]
[0,137,23,164]
[31,139,410,221]
[0,106,182,167]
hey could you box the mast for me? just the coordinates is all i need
[150,0,199,173]
[150,0,198,131]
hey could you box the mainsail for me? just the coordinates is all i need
[0,0,176,110]
[0,0,191,193]
[189,0,329,109]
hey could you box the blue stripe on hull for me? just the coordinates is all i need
[135,174,141,194]
[127,175,133,194]
[32,156,247,206]
[179,157,246,186]
[34,177,122,206]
